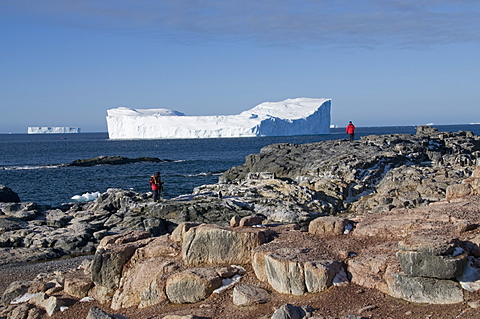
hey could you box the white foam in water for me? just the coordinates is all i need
[106,98,331,139]
[2,164,60,170]
[71,192,101,202]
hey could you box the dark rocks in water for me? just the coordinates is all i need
[0,185,20,203]
[66,155,170,167]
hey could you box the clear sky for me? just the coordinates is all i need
[1,0,479,133]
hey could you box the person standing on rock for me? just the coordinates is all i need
[346,121,355,142]
[150,171,164,202]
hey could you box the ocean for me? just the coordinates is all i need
[1,124,480,207]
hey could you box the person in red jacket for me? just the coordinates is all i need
[150,171,164,202]
[346,121,355,142]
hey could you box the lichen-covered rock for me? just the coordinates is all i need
[64,272,94,299]
[253,247,342,296]
[111,236,181,310]
[181,224,271,266]
[396,236,468,279]
[239,215,265,227]
[86,306,116,319]
[263,251,306,295]
[304,260,343,293]
[385,271,464,304]
[271,304,313,319]
[91,231,152,299]
[232,283,270,306]
[446,183,474,200]
[308,216,349,236]
[171,222,200,243]
[347,245,396,291]
[165,268,222,304]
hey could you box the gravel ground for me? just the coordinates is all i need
[0,255,94,296]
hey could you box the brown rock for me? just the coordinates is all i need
[64,272,94,299]
[171,222,200,243]
[182,224,271,266]
[308,216,349,236]
[446,183,473,200]
[165,268,222,304]
[233,283,270,306]
[111,236,181,309]
[239,215,265,227]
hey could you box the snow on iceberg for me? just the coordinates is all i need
[106,98,331,139]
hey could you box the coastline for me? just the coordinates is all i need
[0,126,480,318]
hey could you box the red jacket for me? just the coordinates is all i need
[346,123,355,134]
[150,176,164,190]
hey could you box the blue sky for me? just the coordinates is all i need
[1,0,479,133]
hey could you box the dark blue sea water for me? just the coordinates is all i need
[1,124,479,207]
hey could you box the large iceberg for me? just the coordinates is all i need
[106,98,331,139]
[28,127,80,134]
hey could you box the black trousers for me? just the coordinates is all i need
[153,189,161,201]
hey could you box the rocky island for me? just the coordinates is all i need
[0,125,480,319]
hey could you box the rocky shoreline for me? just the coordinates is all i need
[1,125,480,318]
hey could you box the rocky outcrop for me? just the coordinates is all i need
[165,268,222,304]
[181,224,272,266]
[1,127,480,318]
[91,231,153,301]
[0,185,20,203]
[220,128,480,217]
[271,304,313,319]
[0,189,170,265]
[0,128,478,267]
[86,306,116,319]
[3,195,480,318]
[446,165,480,200]
[257,251,343,295]
[232,283,270,306]
[111,235,181,309]
[396,236,467,279]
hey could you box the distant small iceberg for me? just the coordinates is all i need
[28,127,80,134]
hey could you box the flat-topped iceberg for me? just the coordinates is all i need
[28,127,80,134]
[106,98,331,139]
